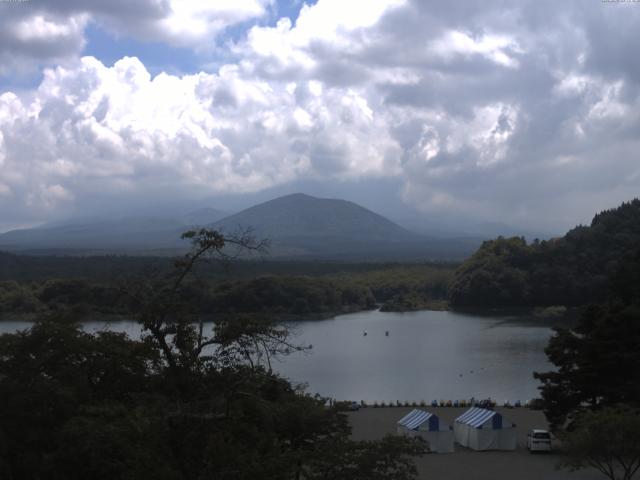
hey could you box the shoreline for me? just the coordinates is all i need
[0,303,579,324]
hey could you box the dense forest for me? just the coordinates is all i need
[0,254,454,319]
[449,199,640,308]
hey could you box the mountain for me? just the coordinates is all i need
[213,193,415,240]
[211,193,478,259]
[0,194,479,259]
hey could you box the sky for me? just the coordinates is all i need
[0,0,639,234]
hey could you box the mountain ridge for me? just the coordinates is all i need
[211,193,418,241]
[0,208,227,252]
[0,193,480,260]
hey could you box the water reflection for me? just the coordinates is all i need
[277,310,552,402]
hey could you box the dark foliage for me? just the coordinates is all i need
[0,320,163,479]
[558,406,640,480]
[0,229,424,479]
[0,261,454,318]
[0,275,376,319]
[534,249,640,430]
[449,199,640,308]
[205,276,376,315]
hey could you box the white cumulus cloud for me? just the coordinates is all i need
[0,55,400,222]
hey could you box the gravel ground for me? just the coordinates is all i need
[347,407,604,480]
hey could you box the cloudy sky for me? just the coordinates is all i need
[0,0,639,234]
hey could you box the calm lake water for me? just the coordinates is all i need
[0,310,553,403]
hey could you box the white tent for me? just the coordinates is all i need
[396,409,454,453]
[454,407,516,451]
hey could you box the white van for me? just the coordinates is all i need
[527,429,552,452]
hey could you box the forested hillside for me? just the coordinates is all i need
[449,199,640,308]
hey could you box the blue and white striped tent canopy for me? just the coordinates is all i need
[397,409,440,431]
[455,407,512,429]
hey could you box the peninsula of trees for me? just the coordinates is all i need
[449,199,640,309]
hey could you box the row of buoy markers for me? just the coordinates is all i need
[363,330,390,336]
[459,365,492,377]
[343,399,529,408]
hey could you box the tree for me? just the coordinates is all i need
[0,228,425,479]
[0,319,160,479]
[534,250,640,430]
[125,228,271,376]
[560,406,640,480]
[126,228,425,479]
[534,304,640,428]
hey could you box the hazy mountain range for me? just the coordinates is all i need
[0,208,226,255]
[0,194,494,260]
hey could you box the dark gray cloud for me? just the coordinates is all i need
[0,4,86,73]
[0,0,270,73]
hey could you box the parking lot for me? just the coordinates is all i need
[347,407,603,480]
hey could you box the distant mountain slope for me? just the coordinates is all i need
[213,193,417,241]
[449,199,640,308]
[0,208,226,253]
[0,194,479,260]
[182,208,226,227]
[211,193,477,259]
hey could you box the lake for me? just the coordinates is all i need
[0,309,553,403]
